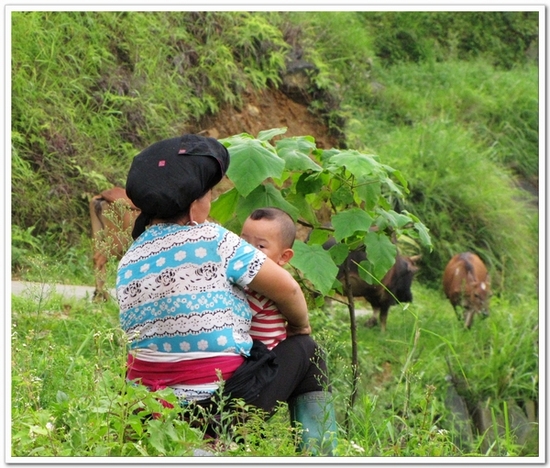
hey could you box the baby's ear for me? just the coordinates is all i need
[278,248,294,266]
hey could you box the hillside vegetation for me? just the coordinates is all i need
[11,10,539,299]
[10,10,540,459]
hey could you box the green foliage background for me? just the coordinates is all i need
[11,11,538,301]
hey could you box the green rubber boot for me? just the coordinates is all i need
[289,391,338,456]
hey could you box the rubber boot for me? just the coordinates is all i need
[289,391,338,456]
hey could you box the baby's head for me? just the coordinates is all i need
[241,207,296,266]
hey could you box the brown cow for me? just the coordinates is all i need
[324,238,420,332]
[442,252,491,329]
[89,187,139,301]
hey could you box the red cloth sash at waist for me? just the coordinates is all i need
[126,354,245,391]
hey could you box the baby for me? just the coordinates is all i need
[241,207,296,350]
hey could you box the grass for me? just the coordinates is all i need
[312,285,540,457]
[10,268,539,458]
[11,232,96,286]
[11,11,289,246]
[360,59,539,182]
[342,60,539,295]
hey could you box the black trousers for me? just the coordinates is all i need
[246,334,331,414]
[184,335,331,439]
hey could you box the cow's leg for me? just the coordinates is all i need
[92,251,110,302]
[464,309,475,329]
[449,290,464,322]
[90,197,110,302]
[365,307,380,329]
[379,306,389,332]
[452,304,463,322]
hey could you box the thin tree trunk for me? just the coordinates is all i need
[343,261,360,433]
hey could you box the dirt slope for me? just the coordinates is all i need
[187,87,340,150]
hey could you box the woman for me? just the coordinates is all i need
[116,134,337,455]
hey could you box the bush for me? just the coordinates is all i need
[361,11,539,69]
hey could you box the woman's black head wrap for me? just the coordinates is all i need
[126,134,230,239]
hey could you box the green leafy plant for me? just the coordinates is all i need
[211,128,432,414]
[214,128,431,291]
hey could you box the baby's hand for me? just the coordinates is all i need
[286,322,311,337]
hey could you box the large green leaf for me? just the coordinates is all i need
[290,240,339,296]
[400,210,432,250]
[257,127,288,141]
[236,184,300,223]
[296,171,324,195]
[362,231,397,281]
[355,177,381,211]
[327,241,350,266]
[380,174,405,197]
[276,136,322,172]
[376,209,414,229]
[318,148,341,164]
[225,137,285,197]
[327,150,381,176]
[210,187,240,224]
[414,221,433,250]
[285,191,318,226]
[331,208,374,241]
[331,183,354,207]
[306,228,332,246]
[382,164,408,192]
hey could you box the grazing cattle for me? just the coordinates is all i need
[442,252,491,329]
[323,238,420,332]
[89,187,139,301]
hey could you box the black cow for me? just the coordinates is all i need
[323,238,420,332]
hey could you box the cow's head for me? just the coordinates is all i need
[469,278,492,317]
[386,254,420,303]
[463,279,491,329]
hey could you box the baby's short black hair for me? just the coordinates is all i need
[248,207,296,248]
